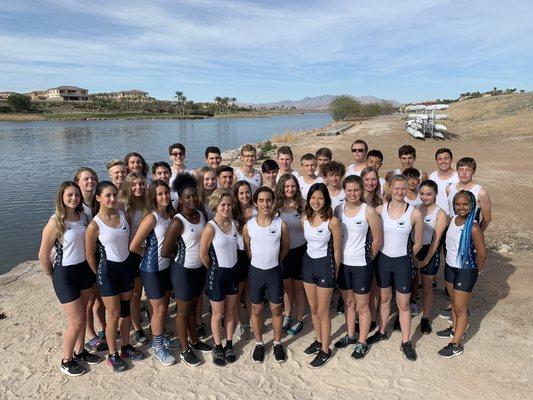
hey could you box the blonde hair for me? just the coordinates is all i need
[208,188,232,213]
[384,174,408,202]
[54,181,83,242]
[119,172,148,221]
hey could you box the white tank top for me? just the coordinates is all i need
[276,170,300,183]
[381,203,414,258]
[339,203,368,266]
[94,210,130,263]
[330,190,346,212]
[175,211,205,269]
[418,205,440,245]
[140,211,171,271]
[280,209,306,249]
[208,220,239,268]
[404,194,423,206]
[247,217,282,270]
[345,163,364,177]
[448,184,482,218]
[53,213,88,266]
[304,219,331,259]
[235,168,262,193]
[298,176,323,199]
[445,216,464,268]
[429,170,459,215]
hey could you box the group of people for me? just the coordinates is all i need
[39,139,490,377]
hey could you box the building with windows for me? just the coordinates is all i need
[46,86,89,101]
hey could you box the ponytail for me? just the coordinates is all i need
[455,190,478,269]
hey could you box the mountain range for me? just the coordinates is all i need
[244,95,401,110]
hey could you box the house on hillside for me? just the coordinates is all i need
[46,86,89,101]
[27,91,47,101]
[93,90,150,101]
[0,91,16,101]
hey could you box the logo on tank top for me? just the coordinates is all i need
[396,221,406,229]
[232,233,238,239]
[316,228,326,235]
[424,217,432,223]
[353,220,363,228]
[269,229,277,236]
[293,212,300,219]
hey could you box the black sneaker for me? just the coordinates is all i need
[224,342,236,363]
[393,315,401,331]
[369,321,377,333]
[432,280,437,289]
[282,316,292,332]
[85,337,108,352]
[420,317,432,334]
[351,342,369,359]
[134,329,149,345]
[334,335,357,349]
[367,331,388,344]
[336,297,345,314]
[60,359,86,376]
[191,340,213,353]
[310,349,332,368]
[273,343,287,363]
[74,349,102,365]
[180,347,201,366]
[252,344,265,363]
[212,345,226,367]
[107,352,128,372]
[436,326,454,339]
[438,342,464,358]
[439,306,451,319]
[196,323,207,340]
[401,341,417,361]
[303,339,322,356]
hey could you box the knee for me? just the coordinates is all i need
[69,314,85,330]
[308,304,318,315]
[355,302,369,315]
[316,305,329,319]
[345,296,356,310]
[251,305,263,317]
[178,305,191,319]
[379,295,391,305]
[107,307,120,321]
[270,305,283,317]
[397,302,410,313]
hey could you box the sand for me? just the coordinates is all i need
[1,102,532,399]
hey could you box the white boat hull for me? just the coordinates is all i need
[406,126,424,139]
[434,123,447,131]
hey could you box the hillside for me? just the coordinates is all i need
[246,95,401,110]
[446,92,533,137]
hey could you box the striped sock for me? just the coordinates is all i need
[153,335,164,350]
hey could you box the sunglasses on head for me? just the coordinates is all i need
[351,148,366,153]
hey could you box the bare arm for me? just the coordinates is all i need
[419,210,448,268]
[199,224,215,268]
[38,218,57,277]
[366,206,382,259]
[472,223,486,271]
[329,217,342,273]
[161,217,184,259]
[243,223,252,259]
[477,188,492,232]
[85,221,99,274]
[279,221,290,263]
[410,208,424,256]
[129,214,156,255]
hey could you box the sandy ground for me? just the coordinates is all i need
[1,113,532,399]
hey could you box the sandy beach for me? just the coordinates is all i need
[1,94,532,400]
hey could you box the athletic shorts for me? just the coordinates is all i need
[140,268,172,300]
[205,264,239,302]
[52,260,95,304]
[282,244,306,280]
[131,253,142,279]
[97,253,136,297]
[302,253,335,289]
[249,265,283,304]
[416,244,441,276]
[375,253,413,294]
[171,262,206,302]
[337,263,372,294]
[444,264,478,293]
[236,250,250,283]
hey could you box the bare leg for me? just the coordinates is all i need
[282,279,293,318]
[224,294,238,341]
[396,292,412,343]
[130,277,143,331]
[293,279,306,321]
[316,287,333,352]
[451,290,471,344]
[251,302,264,342]
[355,292,371,343]
[340,289,356,337]
[303,282,321,341]
[210,300,225,345]
[378,287,392,334]
[61,297,86,361]
[74,288,93,353]
[100,295,120,354]
[421,274,435,318]
[270,302,283,342]
[176,299,192,349]
[118,291,133,347]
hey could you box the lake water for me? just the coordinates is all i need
[0,113,331,274]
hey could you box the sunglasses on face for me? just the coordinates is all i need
[172,152,185,156]
[351,148,366,153]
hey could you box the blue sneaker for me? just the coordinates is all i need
[163,337,180,349]
[154,346,175,366]
[120,344,144,361]
[287,320,303,335]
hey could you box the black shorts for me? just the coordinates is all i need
[337,263,372,294]
[236,250,250,283]
[416,244,441,276]
[131,253,142,279]
[282,244,306,280]
[52,261,95,304]
[302,253,335,289]
[140,268,172,300]
[205,264,239,302]
[171,262,206,302]
[375,253,413,294]
[249,265,283,304]
[97,253,136,297]
[444,264,478,293]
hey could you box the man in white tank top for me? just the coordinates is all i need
[276,146,300,182]
[345,139,368,177]
[234,144,262,192]
[298,154,323,199]
[387,145,428,182]
[429,148,459,215]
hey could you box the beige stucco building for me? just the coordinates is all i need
[46,86,89,101]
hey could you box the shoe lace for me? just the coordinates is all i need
[353,342,364,353]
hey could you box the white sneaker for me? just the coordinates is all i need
[410,302,420,316]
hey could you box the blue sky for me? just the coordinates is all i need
[0,0,531,103]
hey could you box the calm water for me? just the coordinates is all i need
[0,114,331,274]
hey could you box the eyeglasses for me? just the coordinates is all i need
[171,152,185,157]
[351,148,366,153]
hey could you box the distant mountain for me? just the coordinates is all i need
[245,95,401,110]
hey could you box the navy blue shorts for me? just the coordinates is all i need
[131,253,142,279]
[52,261,95,304]
[302,253,335,289]
[171,263,206,302]
[375,253,413,294]
[205,264,239,302]
[236,250,250,283]
[337,263,372,294]
[140,268,172,300]
[282,244,306,280]
[416,244,441,276]
[97,253,136,297]
[249,265,283,304]
[444,264,478,293]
